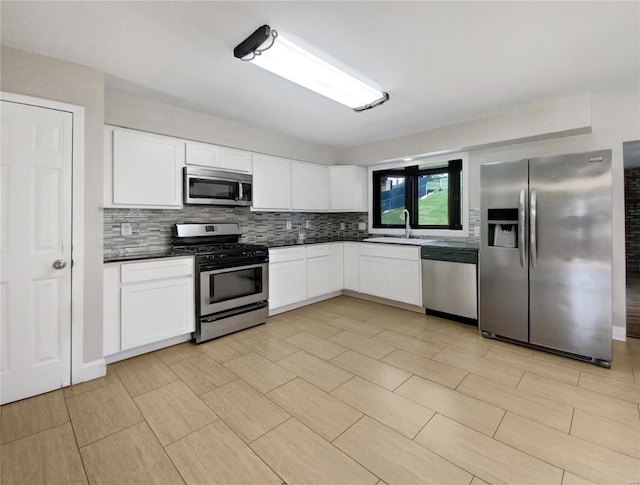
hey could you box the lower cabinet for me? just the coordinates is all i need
[329,243,344,292]
[307,244,331,298]
[358,244,421,306]
[343,242,360,291]
[268,242,422,311]
[103,256,195,357]
[269,243,343,311]
[121,277,194,350]
[269,247,307,309]
[359,255,387,296]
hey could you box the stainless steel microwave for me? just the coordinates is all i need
[184,167,252,206]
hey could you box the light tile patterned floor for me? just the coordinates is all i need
[1,295,639,485]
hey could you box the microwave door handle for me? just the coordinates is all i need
[190,174,237,183]
[238,182,243,201]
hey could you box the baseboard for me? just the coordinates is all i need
[80,359,107,383]
[270,290,424,316]
[612,325,626,342]
[269,292,342,316]
[341,290,424,314]
[105,333,193,364]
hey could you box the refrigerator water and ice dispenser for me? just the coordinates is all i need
[487,208,518,248]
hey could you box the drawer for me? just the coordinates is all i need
[121,257,193,283]
[360,243,419,261]
[306,244,330,258]
[269,246,306,263]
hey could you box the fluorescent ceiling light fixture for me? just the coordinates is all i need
[234,25,389,112]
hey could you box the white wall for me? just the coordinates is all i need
[105,90,340,165]
[345,94,640,339]
[341,96,593,166]
[1,46,105,362]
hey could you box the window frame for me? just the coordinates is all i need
[371,156,465,233]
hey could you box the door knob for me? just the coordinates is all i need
[52,259,67,270]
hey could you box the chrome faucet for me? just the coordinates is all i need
[401,209,412,238]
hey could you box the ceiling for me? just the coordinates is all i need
[1,1,638,148]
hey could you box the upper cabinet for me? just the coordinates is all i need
[291,161,329,211]
[185,141,252,173]
[105,125,365,213]
[252,154,292,210]
[104,127,184,209]
[330,166,368,212]
[253,157,331,212]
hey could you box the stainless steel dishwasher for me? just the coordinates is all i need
[421,246,478,323]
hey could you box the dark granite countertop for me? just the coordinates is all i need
[103,237,478,263]
[104,250,184,264]
[268,237,478,250]
[267,237,366,248]
[419,241,479,250]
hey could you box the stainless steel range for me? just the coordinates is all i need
[172,223,269,343]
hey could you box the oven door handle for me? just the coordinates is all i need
[200,262,267,276]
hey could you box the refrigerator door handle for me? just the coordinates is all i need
[530,189,537,268]
[519,189,526,268]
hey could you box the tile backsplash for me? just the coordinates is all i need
[103,207,368,259]
[103,207,480,259]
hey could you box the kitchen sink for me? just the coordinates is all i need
[363,237,434,246]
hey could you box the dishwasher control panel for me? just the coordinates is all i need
[420,246,477,264]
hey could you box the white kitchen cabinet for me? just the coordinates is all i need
[269,247,307,309]
[252,154,292,210]
[291,161,329,211]
[185,141,252,173]
[388,259,422,305]
[121,276,194,350]
[358,255,387,298]
[306,244,331,298]
[185,141,218,168]
[330,166,368,211]
[329,243,344,291]
[102,257,195,356]
[103,264,121,356]
[358,244,421,305]
[219,146,252,173]
[105,127,185,208]
[343,242,360,291]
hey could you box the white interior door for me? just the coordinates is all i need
[1,100,73,404]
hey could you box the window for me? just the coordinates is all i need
[373,159,462,230]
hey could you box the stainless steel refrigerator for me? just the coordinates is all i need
[479,150,612,366]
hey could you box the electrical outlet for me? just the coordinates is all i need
[305,220,311,229]
[286,221,292,230]
[339,222,346,230]
[121,222,132,236]
[358,222,367,231]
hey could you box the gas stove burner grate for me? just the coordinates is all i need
[172,243,268,256]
